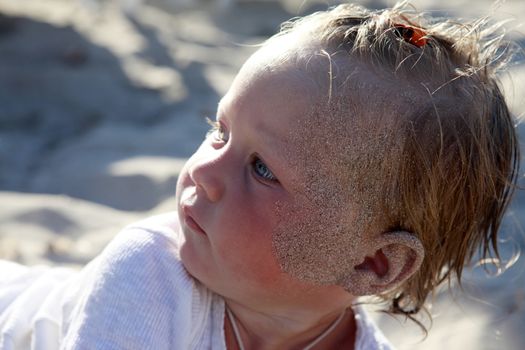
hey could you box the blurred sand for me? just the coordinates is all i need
[0,0,524,349]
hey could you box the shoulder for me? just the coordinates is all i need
[89,212,191,289]
[109,212,184,256]
[63,213,201,349]
[100,211,191,287]
[353,305,396,350]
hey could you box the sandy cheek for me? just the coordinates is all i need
[272,197,365,288]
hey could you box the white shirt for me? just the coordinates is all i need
[0,213,394,349]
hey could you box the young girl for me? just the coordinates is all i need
[0,2,519,349]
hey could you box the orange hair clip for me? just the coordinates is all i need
[393,23,428,47]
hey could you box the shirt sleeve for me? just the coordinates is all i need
[0,261,75,350]
[61,214,196,350]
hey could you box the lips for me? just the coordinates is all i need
[183,206,207,236]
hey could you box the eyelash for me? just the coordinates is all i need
[206,118,228,143]
[205,117,279,184]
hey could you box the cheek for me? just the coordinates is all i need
[272,198,364,286]
[215,199,284,281]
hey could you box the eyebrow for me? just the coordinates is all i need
[216,98,226,116]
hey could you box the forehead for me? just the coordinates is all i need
[220,44,320,117]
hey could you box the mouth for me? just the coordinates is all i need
[183,207,207,236]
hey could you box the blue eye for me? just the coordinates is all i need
[253,157,278,182]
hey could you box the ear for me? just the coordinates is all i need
[343,231,424,296]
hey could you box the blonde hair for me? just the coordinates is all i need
[275,2,520,323]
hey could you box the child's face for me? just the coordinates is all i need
[175,44,358,309]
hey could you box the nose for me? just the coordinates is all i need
[188,156,225,202]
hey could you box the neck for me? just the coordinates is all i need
[224,299,356,350]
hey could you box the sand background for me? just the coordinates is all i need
[0,0,524,348]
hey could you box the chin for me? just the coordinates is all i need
[179,241,199,278]
[179,241,211,286]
